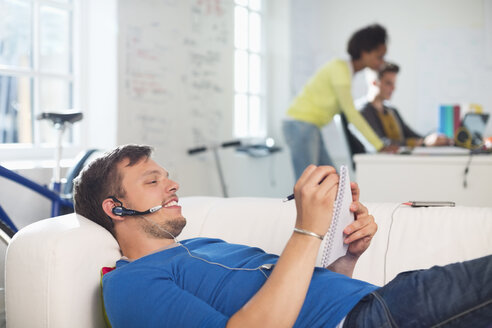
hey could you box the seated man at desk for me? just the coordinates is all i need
[360,62,451,148]
[72,144,491,327]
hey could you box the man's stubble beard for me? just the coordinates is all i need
[140,215,187,239]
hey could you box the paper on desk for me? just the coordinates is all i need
[410,146,471,155]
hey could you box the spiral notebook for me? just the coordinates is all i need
[320,165,355,267]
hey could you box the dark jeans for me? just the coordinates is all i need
[344,255,492,327]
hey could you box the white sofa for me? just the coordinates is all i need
[6,197,492,327]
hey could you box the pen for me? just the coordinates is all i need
[282,176,328,202]
[284,165,349,202]
[282,193,295,202]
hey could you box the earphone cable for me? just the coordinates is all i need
[383,203,405,284]
[138,215,269,279]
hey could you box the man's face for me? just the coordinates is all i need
[361,44,387,71]
[116,157,186,239]
[375,71,397,100]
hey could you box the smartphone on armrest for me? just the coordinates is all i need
[409,201,455,207]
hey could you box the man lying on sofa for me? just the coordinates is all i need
[73,144,492,328]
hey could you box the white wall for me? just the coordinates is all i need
[81,0,118,149]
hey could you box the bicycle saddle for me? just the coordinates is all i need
[37,111,83,125]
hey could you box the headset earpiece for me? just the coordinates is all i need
[112,206,124,216]
[108,195,162,217]
[112,206,135,216]
[109,196,130,216]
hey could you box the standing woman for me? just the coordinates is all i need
[283,24,389,179]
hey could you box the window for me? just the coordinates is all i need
[0,0,76,146]
[233,0,265,138]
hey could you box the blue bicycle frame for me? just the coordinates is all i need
[0,165,73,233]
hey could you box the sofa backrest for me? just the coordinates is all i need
[5,197,492,327]
[180,197,492,286]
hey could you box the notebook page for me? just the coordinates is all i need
[320,165,355,267]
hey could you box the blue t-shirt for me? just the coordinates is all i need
[103,238,378,328]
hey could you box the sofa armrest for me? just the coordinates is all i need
[355,203,492,286]
[6,214,121,328]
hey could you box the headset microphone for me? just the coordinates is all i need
[109,196,163,217]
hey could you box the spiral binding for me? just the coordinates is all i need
[321,165,348,268]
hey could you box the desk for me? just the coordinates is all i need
[354,153,492,207]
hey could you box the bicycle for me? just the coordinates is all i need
[0,111,99,327]
[0,111,86,238]
[188,140,242,198]
[187,138,281,197]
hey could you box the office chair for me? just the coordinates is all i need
[337,113,366,170]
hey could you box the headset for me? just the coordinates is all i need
[109,196,163,216]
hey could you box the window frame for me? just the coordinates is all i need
[233,0,267,139]
[0,0,84,163]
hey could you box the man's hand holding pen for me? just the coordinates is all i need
[290,165,378,260]
[293,165,339,239]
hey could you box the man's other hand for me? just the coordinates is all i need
[343,183,378,258]
[424,133,453,147]
[380,144,399,153]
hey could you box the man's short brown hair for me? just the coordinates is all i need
[378,62,400,79]
[72,144,153,237]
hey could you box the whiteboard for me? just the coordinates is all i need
[117,0,234,195]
